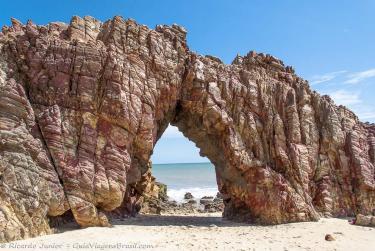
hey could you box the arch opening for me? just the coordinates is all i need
[150,124,223,213]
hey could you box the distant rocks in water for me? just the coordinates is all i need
[167,200,178,207]
[355,214,375,227]
[199,195,224,213]
[213,197,222,203]
[187,199,197,204]
[203,202,224,213]
[140,187,224,215]
[201,196,214,200]
[184,192,194,200]
[180,193,224,214]
[200,196,214,205]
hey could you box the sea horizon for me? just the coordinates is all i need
[152,161,211,165]
[152,162,218,202]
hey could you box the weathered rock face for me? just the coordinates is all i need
[0,16,374,242]
[355,214,375,227]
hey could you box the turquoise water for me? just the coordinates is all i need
[152,162,218,201]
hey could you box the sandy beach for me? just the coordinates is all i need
[2,213,374,251]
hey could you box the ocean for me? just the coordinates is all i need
[152,162,218,202]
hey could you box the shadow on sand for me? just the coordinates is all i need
[112,214,250,227]
[56,214,252,233]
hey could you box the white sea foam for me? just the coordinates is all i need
[167,186,219,202]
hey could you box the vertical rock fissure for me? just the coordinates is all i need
[35,116,73,214]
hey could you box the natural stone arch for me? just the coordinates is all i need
[167,55,319,224]
[0,16,374,243]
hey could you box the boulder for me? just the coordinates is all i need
[355,214,375,227]
[184,192,194,200]
[187,199,197,205]
[200,198,214,206]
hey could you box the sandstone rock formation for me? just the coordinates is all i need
[0,16,374,242]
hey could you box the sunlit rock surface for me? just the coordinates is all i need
[0,16,374,242]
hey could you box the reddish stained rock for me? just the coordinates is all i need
[0,16,374,242]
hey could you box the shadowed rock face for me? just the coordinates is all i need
[0,16,374,242]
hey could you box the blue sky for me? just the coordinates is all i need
[1,0,374,163]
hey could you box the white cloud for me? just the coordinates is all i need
[329,90,361,106]
[162,125,184,138]
[310,70,347,85]
[345,68,375,84]
[356,111,375,120]
[327,90,375,122]
[310,68,375,85]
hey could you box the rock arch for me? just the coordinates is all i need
[0,16,374,242]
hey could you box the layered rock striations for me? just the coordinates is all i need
[0,16,374,242]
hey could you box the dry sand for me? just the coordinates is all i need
[2,213,374,251]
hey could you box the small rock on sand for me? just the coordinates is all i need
[325,234,335,241]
